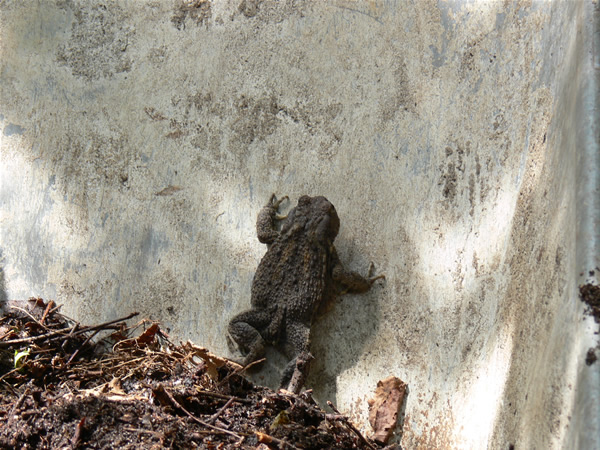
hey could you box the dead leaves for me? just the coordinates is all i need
[368,376,407,445]
[0,299,394,449]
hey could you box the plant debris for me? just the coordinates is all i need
[0,298,392,449]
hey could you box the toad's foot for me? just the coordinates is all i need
[257,194,289,244]
[281,351,314,394]
[367,262,385,285]
[269,194,289,220]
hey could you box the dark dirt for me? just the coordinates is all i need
[0,299,392,449]
[585,348,597,366]
[580,281,600,367]
[579,282,600,324]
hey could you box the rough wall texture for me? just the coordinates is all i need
[0,1,597,448]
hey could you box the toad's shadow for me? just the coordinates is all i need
[307,252,384,404]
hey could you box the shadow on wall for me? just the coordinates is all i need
[307,226,419,405]
[308,256,383,401]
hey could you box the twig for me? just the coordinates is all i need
[327,401,375,450]
[155,384,247,440]
[0,378,18,395]
[0,328,15,340]
[0,323,75,347]
[67,370,103,380]
[207,396,235,424]
[324,414,348,421]
[285,351,313,394]
[7,388,30,427]
[9,306,49,331]
[0,312,139,348]
[218,357,265,386]
[195,389,251,404]
[49,304,62,315]
[107,356,149,370]
[255,431,299,449]
[241,357,266,372]
[0,367,21,383]
[66,322,79,338]
[70,312,140,337]
[67,329,101,365]
[122,427,164,437]
[40,300,56,325]
[70,417,86,449]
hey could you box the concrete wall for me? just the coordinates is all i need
[1,1,598,448]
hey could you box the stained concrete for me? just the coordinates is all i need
[0,1,598,447]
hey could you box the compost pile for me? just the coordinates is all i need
[0,299,387,449]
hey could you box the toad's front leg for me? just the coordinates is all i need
[333,261,385,295]
[256,194,288,244]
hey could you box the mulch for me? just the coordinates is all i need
[0,298,395,449]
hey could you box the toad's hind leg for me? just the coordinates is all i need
[227,309,270,366]
[279,322,312,392]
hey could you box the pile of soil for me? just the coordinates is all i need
[0,299,393,449]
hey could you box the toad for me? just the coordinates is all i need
[227,194,384,392]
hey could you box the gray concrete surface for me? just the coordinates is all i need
[1,1,598,447]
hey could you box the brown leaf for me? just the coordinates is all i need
[181,341,234,380]
[135,323,160,346]
[71,417,86,448]
[110,331,129,342]
[152,384,173,408]
[368,376,407,444]
[108,377,126,396]
[28,297,46,308]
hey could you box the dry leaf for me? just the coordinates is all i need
[135,323,160,346]
[181,341,235,380]
[367,376,407,444]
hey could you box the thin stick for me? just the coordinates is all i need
[70,417,85,449]
[49,304,62,315]
[7,388,29,427]
[9,306,49,331]
[0,378,18,395]
[157,385,246,440]
[207,396,235,424]
[108,356,149,370]
[0,322,77,347]
[67,329,101,365]
[255,431,299,449]
[195,389,251,404]
[218,357,265,386]
[122,427,164,437]
[0,367,20,383]
[327,401,375,450]
[40,300,56,324]
[0,312,139,347]
[70,312,140,337]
